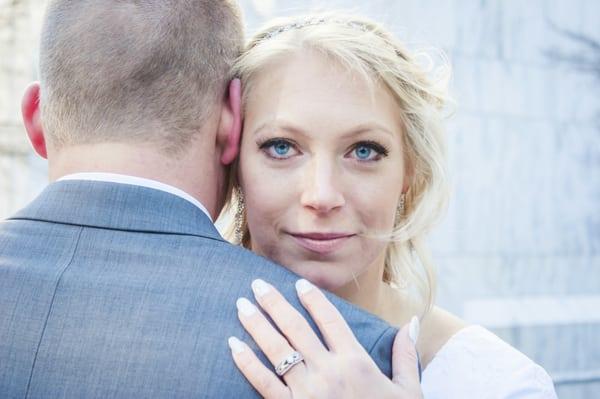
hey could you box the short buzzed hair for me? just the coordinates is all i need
[39,0,244,154]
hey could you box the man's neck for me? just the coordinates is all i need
[48,142,223,219]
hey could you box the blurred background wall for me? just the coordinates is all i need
[1,1,598,397]
[0,1,46,218]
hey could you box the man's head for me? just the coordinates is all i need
[36,0,243,153]
[22,0,244,216]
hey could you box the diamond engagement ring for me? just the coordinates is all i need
[275,351,304,376]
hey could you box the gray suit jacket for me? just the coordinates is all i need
[0,180,396,398]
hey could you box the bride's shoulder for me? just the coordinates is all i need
[419,307,556,398]
[418,306,467,368]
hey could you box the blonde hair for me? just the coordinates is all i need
[40,0,243,155]
[221,13,451,315]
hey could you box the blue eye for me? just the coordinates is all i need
[354,145,373,160]
[274,141,290,155]
[259,138,299,159]
[349,141,388,162]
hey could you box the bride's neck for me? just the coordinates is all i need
[332,254,414,327]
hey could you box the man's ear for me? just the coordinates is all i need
[21,82,47,159]
[218,79,242,165]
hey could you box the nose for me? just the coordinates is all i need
[300,158,345,214]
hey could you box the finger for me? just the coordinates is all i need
[236,297,307,382]
[228,336,290,399]
[294,279,361,352]
[251,279,327,360]
[391,316,422,391]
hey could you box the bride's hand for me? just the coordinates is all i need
[228,278,423,399]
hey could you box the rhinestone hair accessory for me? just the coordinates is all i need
[258,17,408,61]
[263,18,370,40]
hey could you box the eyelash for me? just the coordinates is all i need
[257,138,390,162]
[349,141,390,161]
[258,138,299,159]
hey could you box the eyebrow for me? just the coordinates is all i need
[251,119,398,138]
[251,120,308,138]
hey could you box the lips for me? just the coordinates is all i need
[288,232,355,255]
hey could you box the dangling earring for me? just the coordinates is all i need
[399,193,406,215]
[396,193,406,224]
[234,187,245,244]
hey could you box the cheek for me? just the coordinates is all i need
[242,178,298,264]
[348,174,402,232]
[244,191,284,234]
[239,154,297,236]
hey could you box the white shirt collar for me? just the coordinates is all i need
[57,172,213,222]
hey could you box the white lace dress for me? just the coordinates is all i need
[420,326,558,399]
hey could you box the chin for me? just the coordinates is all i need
[307,276,339,291]
[287,262,351,292]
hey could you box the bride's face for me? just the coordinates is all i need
[238,51,407,291]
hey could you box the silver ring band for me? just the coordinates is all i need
[275,351,304,376]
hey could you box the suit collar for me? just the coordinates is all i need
[8,180,224,242]
[57,172,213,222]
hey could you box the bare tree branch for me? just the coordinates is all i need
[544,18,600,80]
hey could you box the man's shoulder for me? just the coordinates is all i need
[172,235,300,284]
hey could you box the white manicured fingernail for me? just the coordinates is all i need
[228,337,245,354]
[295,279,315,295]
[408,316,420,346]
[251,279,271,297]
[236,297,257,316]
